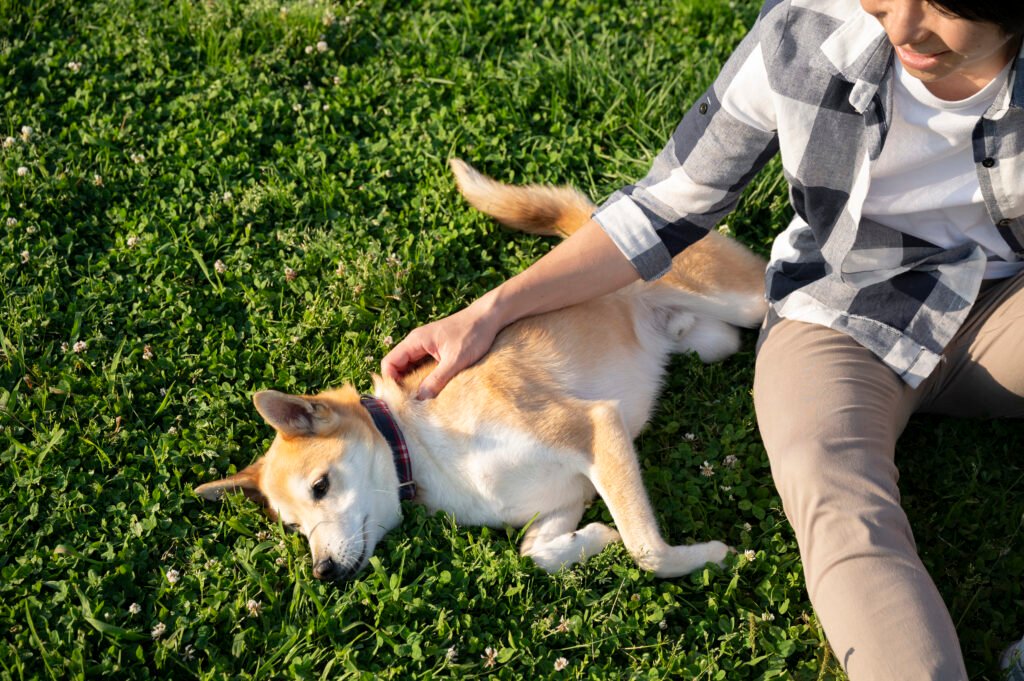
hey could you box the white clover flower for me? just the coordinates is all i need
[7,217,17,227]
[246,599,262,617]
[381,335,393,347]
[73,340,87,353]
[292,103,302,113]
[723,454,739,468]
[482,647,497,668]
[445,646,457,663]
[364,355,374,363]
[129,603,141,615]
[322,10,335,26]
[744,549,756,561]
[160,387,167,396]
[552,615,569,634]
[659,619,668,630]
[167,426,178,436]
[322,104,330,111]
[66,61,81,73]
[554,657,569,672]
[166,568,180,584]
[20,250,29,264]
[142,345,154,361]
[16,166,28,177]
[20,126,32,141]
[284,266,297,281]
[761,612,775,622]
[130,152,145,164]
[316,41,328,53]
[93,174,103,186]
[335,261,345,276]
[126,235,138,248]
[743,522,752,532]
[333,76,341,86]
[275,556,286,566]
[683,432,696,441]
[279,6,288,19]
[700,461,715,477]
[304,45,314,55]
[26,225,36,234]
[214,259,226,274]
[2,136,14,149]
[151,622,166,639]
[61,342,69,353]
[721,485,732,492]
[221,191,232,204]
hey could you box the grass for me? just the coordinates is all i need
[0,0,1021,678]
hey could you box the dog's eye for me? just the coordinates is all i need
[311,475,329,500]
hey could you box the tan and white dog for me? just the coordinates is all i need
[196,160,767,581]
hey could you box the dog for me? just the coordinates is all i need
[195,159,767,581]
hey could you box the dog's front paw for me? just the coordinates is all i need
[525,522,621,573]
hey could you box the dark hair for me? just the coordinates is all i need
[928,1,1024,37]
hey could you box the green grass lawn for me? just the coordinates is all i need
[1,0,1021,678]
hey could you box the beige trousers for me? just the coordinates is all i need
[753,271,1024,681]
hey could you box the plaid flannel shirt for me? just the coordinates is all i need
[593,0,1024,387]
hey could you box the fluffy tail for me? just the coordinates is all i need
[449,158,594,237]
[449,157,767,328]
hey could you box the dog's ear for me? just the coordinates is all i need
[194,459,267,506]
[253,390,335,438]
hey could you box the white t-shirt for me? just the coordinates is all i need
[862,59,1021,279]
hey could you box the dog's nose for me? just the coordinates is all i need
[312,557,341,581]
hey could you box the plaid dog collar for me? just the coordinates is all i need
[360,395,416,501]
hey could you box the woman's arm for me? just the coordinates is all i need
[380,218,638,399]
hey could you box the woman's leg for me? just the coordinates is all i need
[753,319,966,681]
[919,271,1024,418]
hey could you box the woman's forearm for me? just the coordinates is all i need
[473,218,640,330]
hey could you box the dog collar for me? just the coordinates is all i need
[359,395,416,501]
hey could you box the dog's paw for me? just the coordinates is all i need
[525,522,621,573]
[642,540,731,578]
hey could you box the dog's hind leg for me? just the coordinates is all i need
[519,506,621,573]
[585,402,730,577]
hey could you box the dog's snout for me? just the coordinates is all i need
[313,556,362,581]
[313,557,341,581]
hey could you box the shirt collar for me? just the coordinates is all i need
[815,8,1024,115]
[814,7,893,114]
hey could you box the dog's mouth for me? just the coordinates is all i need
[312,514,370,581]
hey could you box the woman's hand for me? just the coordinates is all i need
[381,297,503,400]
[381,219,638,399]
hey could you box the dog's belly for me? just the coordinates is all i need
[418,423,596,529]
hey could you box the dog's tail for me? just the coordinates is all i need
[450,157,768,328]
[449,158,594,237]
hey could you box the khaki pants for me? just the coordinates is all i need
[753,271,1024,681]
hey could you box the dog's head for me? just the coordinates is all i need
[195,387,404,581]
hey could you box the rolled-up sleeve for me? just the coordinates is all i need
[593,1,782,280]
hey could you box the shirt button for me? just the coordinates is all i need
[982,157,996,168]
[698,102,708,114]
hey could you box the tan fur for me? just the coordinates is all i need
[197,159,768,581]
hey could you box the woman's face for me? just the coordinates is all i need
[859,0,1019,99]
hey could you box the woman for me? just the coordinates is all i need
[383,1,1024,678]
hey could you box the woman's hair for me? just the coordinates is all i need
[928,1,1024,37]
